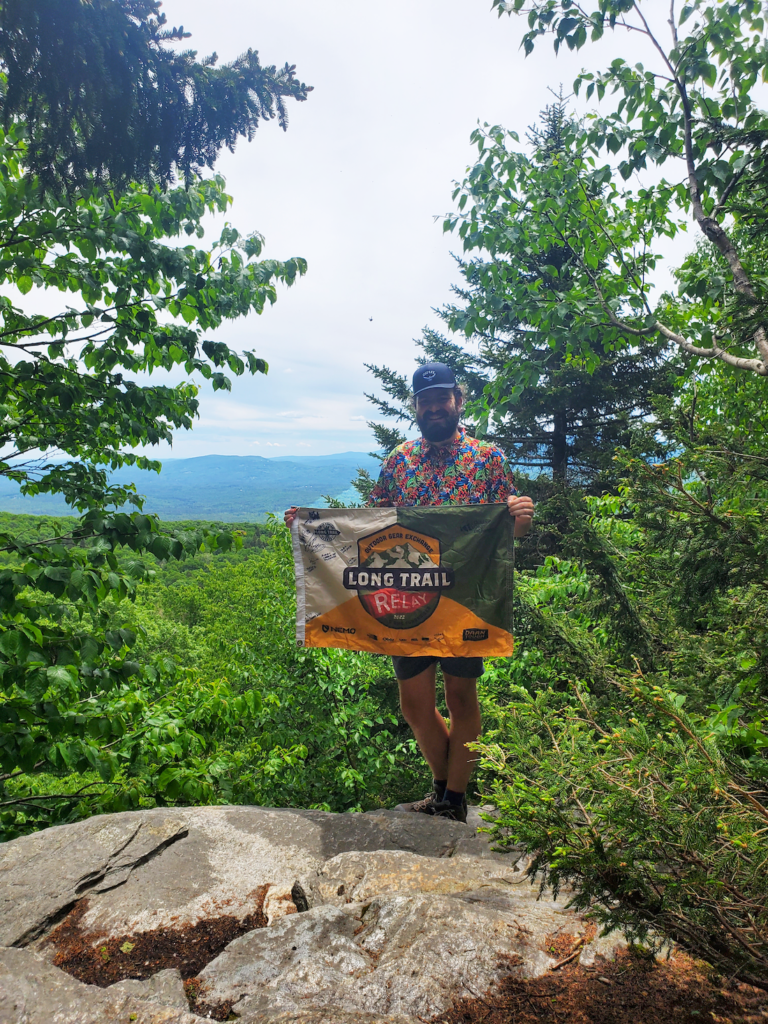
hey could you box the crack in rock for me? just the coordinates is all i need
[0,811,190,947]
[89,822,190,894]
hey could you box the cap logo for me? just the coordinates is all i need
[422,370,436,380]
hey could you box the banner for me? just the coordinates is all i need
[291,504,514,657]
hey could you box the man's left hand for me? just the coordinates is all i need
[507,495,535,537]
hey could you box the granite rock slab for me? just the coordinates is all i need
[0,805,625,1024]
[197,884,600,1020]
[301,847,530,907]
[0,805,474,954]
[0,810,187,947]
[0,947,205,1024]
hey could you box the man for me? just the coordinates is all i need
[286,362,534,822]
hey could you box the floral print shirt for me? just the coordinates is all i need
[367,428,516,507]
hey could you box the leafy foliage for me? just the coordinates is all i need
[0,115,308,834]
[466,0,768,378]
[479,680,768,990]
[0,129,306,509]
[130,523,424,811]
[0,0,312,189]
[1,520,428,838]
[471,408,768,988]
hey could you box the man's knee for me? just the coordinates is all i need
[398,674,437,727]
[400,693,428,726]
[443,675,481,722]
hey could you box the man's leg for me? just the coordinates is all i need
[443,673,482,795]
[397,663,450,782]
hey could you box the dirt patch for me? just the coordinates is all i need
[184,978,237,1022]
[543,930,580,960]
[432,948,768,1024]
[41,886,270,987]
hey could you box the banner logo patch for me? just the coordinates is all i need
[343,527,454,630]
[463,628,489,641]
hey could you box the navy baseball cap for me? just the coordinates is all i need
[412,362,457,397]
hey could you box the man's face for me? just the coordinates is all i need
[415,388,461,443]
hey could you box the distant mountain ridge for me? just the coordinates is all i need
[0,452,381,521]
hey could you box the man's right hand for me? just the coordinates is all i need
[284,506,298,527]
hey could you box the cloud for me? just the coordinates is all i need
[297,442,312,447]
[142,0,692,462]
[266,442,285,447]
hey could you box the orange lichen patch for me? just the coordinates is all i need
[433,949,768,1024]
[41,886,269,987]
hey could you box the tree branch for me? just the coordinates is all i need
[0,782,109,808]
[0,760,45,782]
[655,322,768,374]
[662,13,768,372]
[668,0,679,48]
[713,168,747,219]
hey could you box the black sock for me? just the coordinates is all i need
[433,779,447,799]
[443,787,465,807]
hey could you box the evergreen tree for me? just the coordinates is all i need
[366,101,674,489]
[0,0,312,190]
[449,99,675,485]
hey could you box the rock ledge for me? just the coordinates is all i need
[0,805,624,1023]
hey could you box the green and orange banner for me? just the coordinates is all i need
[291,504,514,657]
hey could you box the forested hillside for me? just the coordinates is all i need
[0,453,381,519]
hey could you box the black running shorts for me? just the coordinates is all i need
[391,656,484,681]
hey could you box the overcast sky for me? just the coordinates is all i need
[148,0,688,459]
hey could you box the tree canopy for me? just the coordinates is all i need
[441,99,676,483]
[0,124,305,513]
[364,106,675,489]
[0,121,307,829]
[447,0,768,380]
[0,1,310,833]
[0,0,313,189]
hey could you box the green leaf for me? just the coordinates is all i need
[47,665,74,687]
[0,630,30,661]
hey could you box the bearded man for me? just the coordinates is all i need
[286,362,534,822]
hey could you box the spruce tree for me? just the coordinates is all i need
[0,0,312,190]
[366,100,674,490]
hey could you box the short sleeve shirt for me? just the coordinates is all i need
[367,427,516,508]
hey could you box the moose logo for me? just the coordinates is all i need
[343,526,454,630]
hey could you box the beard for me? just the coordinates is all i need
[416,405,461,443]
